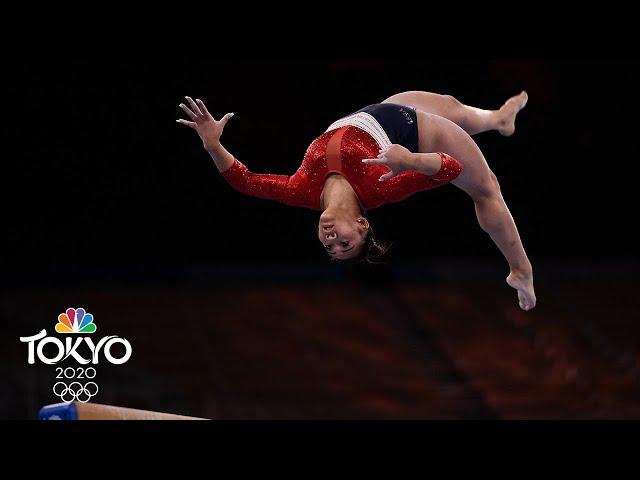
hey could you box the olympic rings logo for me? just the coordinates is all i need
[53,382,99,403]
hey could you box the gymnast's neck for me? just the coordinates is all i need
[320,174,363,215]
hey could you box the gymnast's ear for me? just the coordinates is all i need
[356,217,370,231]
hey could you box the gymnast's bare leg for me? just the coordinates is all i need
[413,111,536,310]
[383,90,528,136]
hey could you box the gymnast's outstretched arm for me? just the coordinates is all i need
[177,97,307,207]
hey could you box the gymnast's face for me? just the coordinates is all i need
[318,211,370,260]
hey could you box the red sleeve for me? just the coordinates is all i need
[430,152,464,182]
[221,158,311,208]
[382,152,464,204]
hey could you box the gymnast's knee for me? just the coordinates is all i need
[443,94,463,109]
[488,171,500,190]
[471,171,502,201]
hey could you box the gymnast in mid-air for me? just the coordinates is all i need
[177,90,536,311]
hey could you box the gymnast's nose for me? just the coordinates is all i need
[325,231,337,240]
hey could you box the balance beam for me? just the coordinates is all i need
[38,402,206,420]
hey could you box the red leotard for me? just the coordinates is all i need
[222,125,463,211]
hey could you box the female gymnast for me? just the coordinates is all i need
[177,90,536,311]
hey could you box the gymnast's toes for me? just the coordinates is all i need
[507,271,537,311]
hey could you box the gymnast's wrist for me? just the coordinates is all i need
[403,152,421,171]
[413,153,442,176]
[204,141,223,154]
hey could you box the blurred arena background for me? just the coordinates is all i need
[2,60,638,419]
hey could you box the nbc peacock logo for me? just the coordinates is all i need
[55,308,97,334]
[20,306,132,369]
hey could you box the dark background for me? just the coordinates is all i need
[4,60,638,271]
[2,61,639,420]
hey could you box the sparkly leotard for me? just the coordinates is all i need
[222,112,463,211]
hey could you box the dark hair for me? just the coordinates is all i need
[345,225,390,264]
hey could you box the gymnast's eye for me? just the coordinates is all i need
[342,241,350,248]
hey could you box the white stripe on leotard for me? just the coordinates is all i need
[326,112,392,149]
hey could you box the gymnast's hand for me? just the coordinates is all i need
[362,144,417,181]
[177,96,234,152]
[363,145,442,180]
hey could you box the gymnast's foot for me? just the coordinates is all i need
[497,91,529,137]
[507,269,537,311]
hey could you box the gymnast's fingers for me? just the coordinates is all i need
[379,170,396,181]
[219,112,235,127]
[179,103,198,121]
[185,96,203,116]
[176,119,197,129]
[196,99,210,117]
[362,158,387,165]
